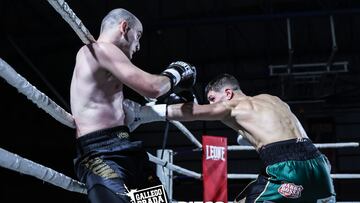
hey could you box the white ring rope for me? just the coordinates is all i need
[0,147,86,194]
[46,0,95,44]
[330,174,360,179]
[314,142,359,149]
[170,121,202,148]
[227,173,360,179]
[227,142,360,151]
[148,153,201,179]
[0,58,75,128]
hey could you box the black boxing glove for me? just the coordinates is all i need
[156,90,195,105]
[173,90,195,103]
[161,61,197,90]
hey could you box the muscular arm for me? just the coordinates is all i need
[167,102,232,121]
[88,43,171,98]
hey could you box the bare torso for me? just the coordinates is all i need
[222,94,308,150]
[70,44,125,138]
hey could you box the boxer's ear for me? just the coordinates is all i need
[119,21,129,34]
[225,88,234,100]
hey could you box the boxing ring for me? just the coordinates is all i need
[1,0,360,202]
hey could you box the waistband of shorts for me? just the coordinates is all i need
[76,126,130,156]
[258,138,322,166]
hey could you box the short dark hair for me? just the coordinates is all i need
[205,73,240,95]
[100,8,140,33]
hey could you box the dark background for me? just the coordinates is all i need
[0,0,360,202]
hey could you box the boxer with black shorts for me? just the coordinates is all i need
[70,8,196,203]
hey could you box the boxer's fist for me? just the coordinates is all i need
[156,90,195,105]
[123,99,166,132]
[161,61,196,90]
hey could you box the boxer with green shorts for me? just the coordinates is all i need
[124,73,338,203]
[235,138,336,202]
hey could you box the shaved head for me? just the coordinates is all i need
[100,8,142,33]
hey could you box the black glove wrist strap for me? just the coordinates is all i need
[161,91,171,160]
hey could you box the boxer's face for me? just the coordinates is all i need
[127,22,142,59]
[207,87,233,104]
[207,90,225,104]
[120,21,142,59]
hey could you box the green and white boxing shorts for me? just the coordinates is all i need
[235,138,336,203]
